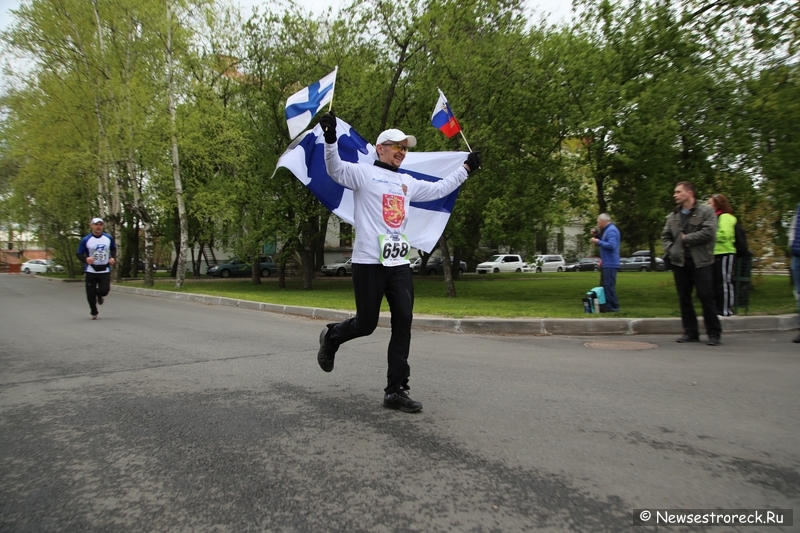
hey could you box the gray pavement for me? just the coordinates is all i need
[1,274,799,532]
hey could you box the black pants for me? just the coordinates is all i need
[713,254,735,317]
[85,272,111,315]
[672,257,721,338]
[326,263,414,394]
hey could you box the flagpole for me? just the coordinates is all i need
[459,130,472,153]
[437,87,472,152]
[328,66,338,111]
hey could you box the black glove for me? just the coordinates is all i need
[465,151,482,173]
[319,111,337,144]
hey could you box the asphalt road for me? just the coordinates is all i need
[1,274,798,532]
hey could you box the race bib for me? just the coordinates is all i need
[92,249,109,264]
[378,234,411,266]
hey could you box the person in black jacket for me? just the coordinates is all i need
[790,203,800,343]
[661,181,721,346]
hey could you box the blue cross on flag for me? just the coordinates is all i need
[285,68,338,139]
[275,116,467,253]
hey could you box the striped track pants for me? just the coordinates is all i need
[714,254,736,317]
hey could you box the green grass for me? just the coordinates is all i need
[117,271,797,319]
[42,270,173,279]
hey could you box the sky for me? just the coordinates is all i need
[0,0,576,33]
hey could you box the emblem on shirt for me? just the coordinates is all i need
[382,194,405,228]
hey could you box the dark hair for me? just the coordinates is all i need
[711,193,733,214]
[676,181,696,197]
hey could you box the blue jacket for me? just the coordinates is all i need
[597,223,620,268]
[791,204,800,258]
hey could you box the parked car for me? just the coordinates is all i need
[206,256,277,278]
[631,250,652,257]
[411,256,467,275]
[619,256,666,271]
[21,259,64,274]
[565,257,601,272]
[527,254,566,273]
[476,254,526,274]
[321,257,353,277]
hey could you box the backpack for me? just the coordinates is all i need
[583,286,606,313]
[734,222,749,257]
[588,286,606,305]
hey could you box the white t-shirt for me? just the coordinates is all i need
[324,143,468,264]
[77,232,116,274]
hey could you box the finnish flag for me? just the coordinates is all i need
[285,68,337,140]
[276,117,467,254]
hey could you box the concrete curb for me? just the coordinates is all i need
[109,284,797,337]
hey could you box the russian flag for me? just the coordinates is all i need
[276,117,467,254]
[431,89,461,138]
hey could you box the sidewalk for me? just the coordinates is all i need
[109,283,797,337]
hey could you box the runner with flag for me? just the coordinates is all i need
[311,110,481,413]
[275,116,469,254]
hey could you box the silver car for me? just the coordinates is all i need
[619,256,666,272]
[321,257,353,277]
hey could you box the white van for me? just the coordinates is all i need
[529,255,566,273]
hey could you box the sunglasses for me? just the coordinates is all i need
[381,142,409,153]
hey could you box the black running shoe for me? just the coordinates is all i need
[97,296,104,305]
[317,328,334,372]
[707,336,721,346]
[383,391,422,413]
[676,334,700,343]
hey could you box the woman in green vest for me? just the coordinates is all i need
[709,193,737,316]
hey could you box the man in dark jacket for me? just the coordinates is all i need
[790,203,800,343]
[662,181,721,345]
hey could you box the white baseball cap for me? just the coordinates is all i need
[376,129,417,148]
[91,217,104,224]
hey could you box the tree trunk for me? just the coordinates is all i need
[191,243,200,277]
[251,241,262,285]
[171,239,180,277]
[295,240,314,290]
[143,222,155,287]
[278,262,286,288]
[121,22,155,288]
[439,238,457,298]
[419,250,431,276]
[594,173,607,215]
[315,213,330,271]
[453,246,468,280]
[167,0,188,289]
[277,242,288,289]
